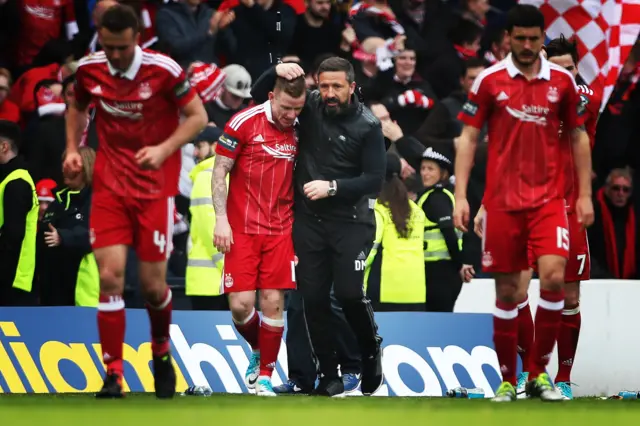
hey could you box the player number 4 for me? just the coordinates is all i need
[154,230,166,254]
[556,227,569,251]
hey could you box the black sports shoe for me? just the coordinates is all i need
[153,353,176,399]
[96,370,124,399]
[361,348,383,396]
[311,377,344,397]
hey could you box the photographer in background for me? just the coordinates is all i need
[39,146,98,307]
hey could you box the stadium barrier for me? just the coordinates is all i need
[0,279,638,397]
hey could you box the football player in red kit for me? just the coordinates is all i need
[454,5,594,402]
[503,35,601,400]
[63,5,208,398]
[212,72,306,396]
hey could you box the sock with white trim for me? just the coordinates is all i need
[98,293,126,376]
[258,316,285,378]
[555,303,581,383]
[529,289,565,378]
[145,287,173,356]
[493,299,519,386]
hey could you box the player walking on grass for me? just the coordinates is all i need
[506,36,601,400]
[212,76,306,396]
[64,5,208,398]
[453,5,594,402]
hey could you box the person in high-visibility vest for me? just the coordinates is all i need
[0,120,39,306]
[185,154,229,311]
[364,152,426,311]
[39,146,99,307]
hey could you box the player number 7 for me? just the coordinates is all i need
[577,254,586,275]
[556,226,569,251]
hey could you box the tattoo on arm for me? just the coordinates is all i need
[212,155,235,216]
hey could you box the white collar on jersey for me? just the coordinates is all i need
[262,100,300,125]
[107,45,143,80]
[505,52,551,81]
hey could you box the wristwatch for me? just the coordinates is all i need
[328,180,337,197]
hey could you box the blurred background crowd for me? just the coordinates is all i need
[1,0,639,311]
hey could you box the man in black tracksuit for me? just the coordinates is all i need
[252,58,386,396]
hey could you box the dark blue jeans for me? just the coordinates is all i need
[284,288,361,390]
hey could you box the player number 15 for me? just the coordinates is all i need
[556,227,569,251]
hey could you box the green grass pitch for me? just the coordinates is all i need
[1,394,639,426]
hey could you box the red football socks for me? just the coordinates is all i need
[493,299,519,386]
[97,293,126,376]
[555,304,581,383]
[233,308,260,350]
[517,297,534,372]
[529,289,564,378]
[145,287,173,356]
[258,316,285,378]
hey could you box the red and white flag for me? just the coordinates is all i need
[519,0,640,110]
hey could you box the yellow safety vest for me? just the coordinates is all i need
[0,168,39,292]
[364,200,426,304]
[53,187,99,307]
[185,157,224,296]
[416,187,462,262]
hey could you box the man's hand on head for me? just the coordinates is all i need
[276,63,305,80]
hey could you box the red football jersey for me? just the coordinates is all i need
[459,54,585,212]
[74,46,197,199]
[215,101,298,235]
[562,84,601,213]
[17,0,78,67]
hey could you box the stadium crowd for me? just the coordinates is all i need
[0,0,639,314]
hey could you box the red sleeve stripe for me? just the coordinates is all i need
[229,105,265,131]
[141,52,182,78]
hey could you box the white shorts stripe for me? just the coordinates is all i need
[229,105,264,131]
[166,196,174,260]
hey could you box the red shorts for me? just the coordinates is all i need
[221,233,297,293]
[90,191,174,262]
[527,211,590,282]
[482,198,569,273]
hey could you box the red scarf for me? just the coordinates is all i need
[349,2,405,35]
[597,188,636,278]
[454,44,477,60]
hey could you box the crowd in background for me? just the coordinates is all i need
[1,0,639,310]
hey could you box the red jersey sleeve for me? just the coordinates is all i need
[73,67,91,106]
[168,67,197,109]
[457,72,492,129]
[561,75,585,131]
[215,122,244,160]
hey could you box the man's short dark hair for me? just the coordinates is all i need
[101,4,140,34]
[317,57,356,84]
[449,17,483,46]
[462,57,489,77]
[274,76,306,98]
[545,35,579,66]
[506,4,545,32]
[0,120,21,154]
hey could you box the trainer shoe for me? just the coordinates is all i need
[525,373,564,401]
[245,351,260,390]
[96,370,124,399]
[256,377,276,397]
[153,353,176,399]
[516,372,529,399]
[361,349,383,396]
[343,373,361,394]
[311,377,345,397]
[491,381,516,402]
[556,381,573,400]
[273,379,308,394]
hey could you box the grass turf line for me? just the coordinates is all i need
[1,394,640,426]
